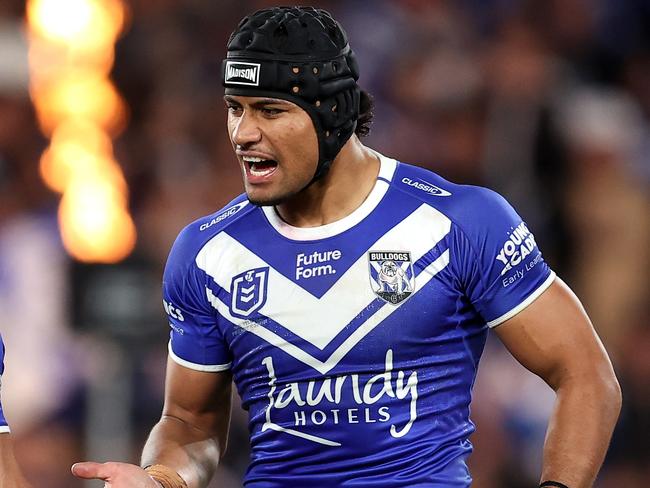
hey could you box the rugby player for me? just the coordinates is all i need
[0,334,31,488]
[72,7,621,488]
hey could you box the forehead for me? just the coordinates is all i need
[224,94,297,107]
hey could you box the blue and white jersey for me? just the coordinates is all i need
[163,153,555,487]
[0,334,8,433]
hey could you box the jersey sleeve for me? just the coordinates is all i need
[0,335,9,432]
[163,227,232,372]
[453,188,555,327]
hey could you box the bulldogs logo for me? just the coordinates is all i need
[368,251,414,304]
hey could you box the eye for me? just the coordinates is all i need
[226,103,242,115]
[261,107,284,117]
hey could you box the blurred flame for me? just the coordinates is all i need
[59,177,136,263]
[28,36,117,80]
[31,72,127,136]
[27,0,135,263]
[40,142,126,196]
[27,0,124,47]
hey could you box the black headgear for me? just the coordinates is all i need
[222,6,361,182]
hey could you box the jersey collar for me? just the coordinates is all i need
[261,151,397,241]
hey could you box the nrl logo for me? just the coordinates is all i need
[230,267,269,318]
[224,61,260,86]
[368,251,414,305]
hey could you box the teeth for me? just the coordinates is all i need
[242,156,265,163]
[250,165,276,176]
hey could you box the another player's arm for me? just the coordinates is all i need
[0,335,30,487]
[0,435,31,488]
[494,277,621,488]
[141,357,233,487]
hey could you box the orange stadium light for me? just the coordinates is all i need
[40,143,125,196]
[27,0,135,264]
[39,120,114,193]
[30,72,127,136]
[27,0,125,47]
[59,177,137,263]
[27,29,119,79]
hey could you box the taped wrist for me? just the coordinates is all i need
[539,481,570,488]
[144,464,188,488]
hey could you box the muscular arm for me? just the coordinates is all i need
[0,435,31,488]
[72,358,233,487]
[495,278,621,488]
[141,358,233,488]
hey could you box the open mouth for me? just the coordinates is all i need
[243,156,278,178]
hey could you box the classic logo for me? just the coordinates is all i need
[200,202,247,231]
[401,177,452,197]
[224,61,261,86]
[230,267,269,318]
[368,251,414,304]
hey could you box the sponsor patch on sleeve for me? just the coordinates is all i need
[496,222,543,287]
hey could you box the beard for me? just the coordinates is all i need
[246,185,304,207]
[245,171,320,207]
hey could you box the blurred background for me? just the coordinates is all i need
[0,0,648,486]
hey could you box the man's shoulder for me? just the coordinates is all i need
[391,162,512,227]
[190,194,253,235]
[168,194,254,262]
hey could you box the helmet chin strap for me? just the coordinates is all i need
[302,159,332,191]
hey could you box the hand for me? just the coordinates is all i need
[71,461,162,487]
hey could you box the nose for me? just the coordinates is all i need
[231,110,262,147]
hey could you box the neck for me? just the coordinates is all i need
[275,137,380,227]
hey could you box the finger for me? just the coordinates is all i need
[71,461,112,480]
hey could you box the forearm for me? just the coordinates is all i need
[0,436,31,488]
[541,373,621,488]
[141,416,222,488]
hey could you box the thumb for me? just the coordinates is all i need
[71,461,113,480]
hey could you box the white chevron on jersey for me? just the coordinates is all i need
[197,204,452,373]
[207,250,449,374]
[198,203,450,348]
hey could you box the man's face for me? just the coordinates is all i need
[225,95,319,206]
